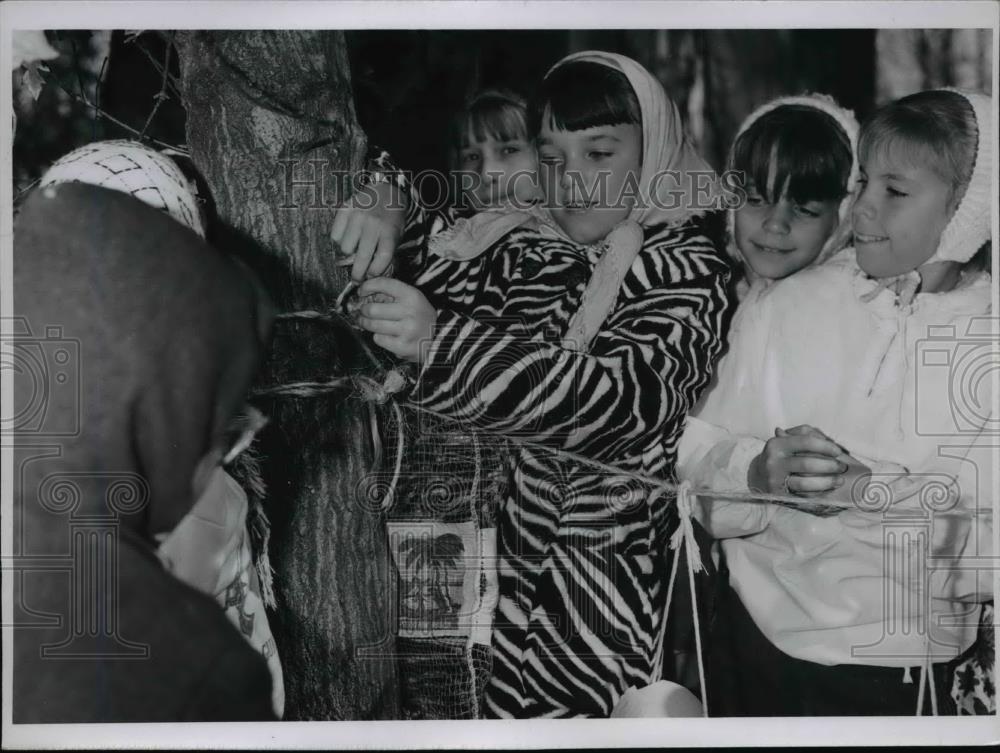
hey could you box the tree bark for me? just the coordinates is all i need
[175,30,399,721]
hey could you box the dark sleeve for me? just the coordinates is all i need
[409,231,733,464]
[181,643,276,722]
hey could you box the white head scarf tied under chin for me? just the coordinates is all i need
[430,51,718,352]
[39,139,205,238]
[927,88,993,266]
[726,93,860,272]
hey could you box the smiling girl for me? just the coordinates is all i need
[673,92,860,698]
[356,51,734,717]
[678,88,993,716]
[727,95,859,290]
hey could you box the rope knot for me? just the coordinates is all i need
[354,369,407,405]
[669,481,704,574]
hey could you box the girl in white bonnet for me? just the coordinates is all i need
[673,90,861,702]
[679,88,993,715]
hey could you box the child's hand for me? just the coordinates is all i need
[355,277,437,364]
[331,182,407,282]
[748,424,849,496]
[779,426,874,506]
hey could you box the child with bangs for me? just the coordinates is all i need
[673,93,861,699]
[354,51,734,718]
[329,90,542,722]
[332,88,539,286]
[679,88,993,716]
[726,95,859,292]
[447,88,540,215]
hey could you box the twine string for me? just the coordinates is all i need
[260,308,987,517]
[676,483,709,717]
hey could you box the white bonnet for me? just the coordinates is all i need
[726,93,860,267]
[928,88,993,265]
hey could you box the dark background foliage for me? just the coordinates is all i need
[13,29,993,201]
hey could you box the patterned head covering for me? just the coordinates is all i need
[15,181,270,541]
[39,139,205,238]
[726,93,860,271]
[928,89,993,265]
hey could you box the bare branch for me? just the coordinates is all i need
[135,37,183,100]
[52,78,188,154]
[95,55,108,113]
[140,33,174,138]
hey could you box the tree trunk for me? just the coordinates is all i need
[175,30,399,720]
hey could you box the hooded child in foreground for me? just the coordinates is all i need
[13,148,275,721]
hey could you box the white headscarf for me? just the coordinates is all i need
[928,88,993,265]
[726,93,860,273]
[39,139,205,238]
[553,50,718,228]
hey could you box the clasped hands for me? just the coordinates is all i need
[747,425,872,514]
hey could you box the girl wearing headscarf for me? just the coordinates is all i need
[671,91,861,706]
[722,93,861,295]
[356,51,734,717]
[677,89,993,715]
[13,141,277,721]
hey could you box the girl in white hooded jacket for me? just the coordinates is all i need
[678,88,993,716]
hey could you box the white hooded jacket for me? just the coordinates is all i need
[678,248,993,667]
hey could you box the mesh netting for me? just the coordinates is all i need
[383,408,511,720]
[396,638,494,720]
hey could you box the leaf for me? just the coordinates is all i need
[11,30,58,71]
[21,61,49,101]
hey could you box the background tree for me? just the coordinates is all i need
[173,30,399,721]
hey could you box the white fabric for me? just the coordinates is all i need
[40,139,205,238]
[677,249,993,667]
[929,89,993,265]
[159,468,286,717]
[726,93,860,271]
[611,680,703,718]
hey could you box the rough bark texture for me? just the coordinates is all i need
[175,30,399,721]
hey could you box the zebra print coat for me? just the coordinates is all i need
[399,213,734,717]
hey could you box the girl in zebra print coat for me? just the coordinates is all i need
[357,52,734,717]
